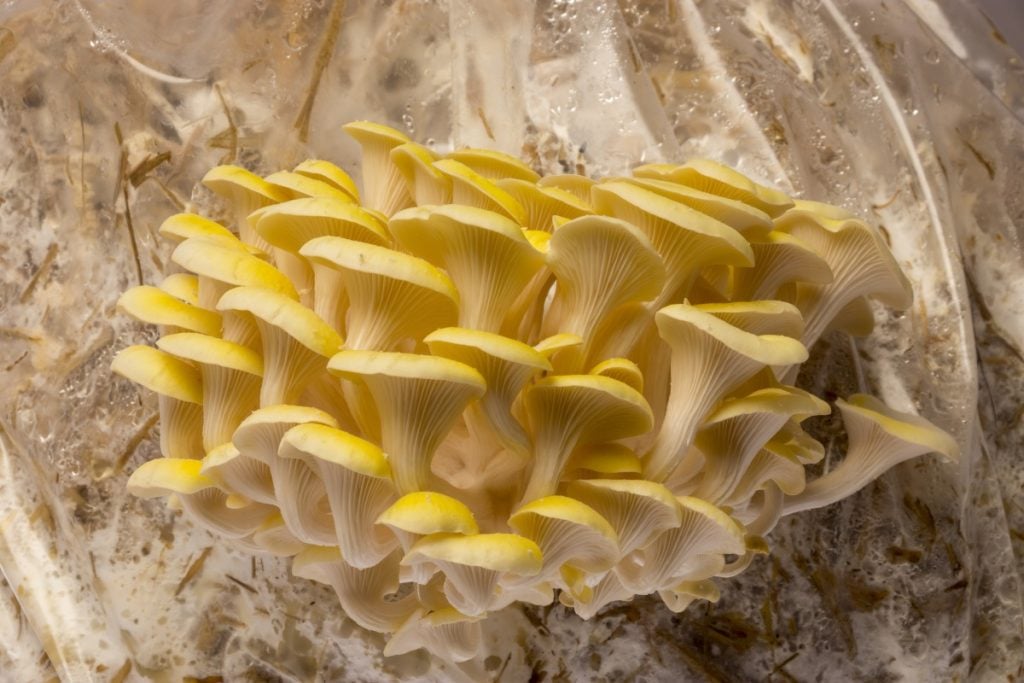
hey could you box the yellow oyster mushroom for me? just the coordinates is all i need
[402,533,542,617]
[328,350,486,493]
[111,345,203,460]
[342,121,413,216]
[293,158,360,201]
[300,236,458,351]
[281,423,397,568]
[389,204,544,332]
[217,286,342,407]
[783,394,959,515]
[117,285,222,337]
[518,374,654,505]
[390,142,452,206]
[156,332,263,452]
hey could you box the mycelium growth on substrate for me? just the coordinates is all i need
[112,120,958,663]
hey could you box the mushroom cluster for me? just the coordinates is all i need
[112,121,958,662]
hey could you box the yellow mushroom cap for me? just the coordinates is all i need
[377,491,480,536]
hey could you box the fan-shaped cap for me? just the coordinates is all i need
[264,170,356,201]
[565,479,681,557]
[643,303,809,483]
[402,533,543,616]
[281,423,397,567]
[111,345,204,459]
[233,404,338,465]
[693,386,830,504]
[633,159,794,217]
[497,178,591,232]
[255,198,389,252]
[622,176,774,237]
[217,286,341,406]
[293,159,360,201]
[694,300,805,338]
[588,358,644,393]
[446,148,540,182]
[537,173,594,203]
[158,213,264,256]
[509,495,619,582]
[171,237,298,302]
[784,394,959,514]
[159,273,200,305]
[390,142,452,206]
[732,230,834,301]
[426,327,550,456]
[157,332,263,451]
[543,215,666,368]
[377,491,480,537]
[200,441,276,506]
[390,204,544,332]
[592,181,753,305]
[155,331,264,376]
[432,159,527,225]
[202,165,288,249]
[128,457,274,537]
[519,374,654,504]
[111,345,202,405]
[301,236,458,351]
[117,285,222,336]
[617,496,744,593]
[775,200,912,348]
[328,351,486,493]
[127,457,216,498]
[342,121,413,216]
[566,443,644,478]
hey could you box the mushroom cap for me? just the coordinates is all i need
[537,173,595,203]
[159,273,201,305]
[293,159,360,200]
[390,142,452,205]
[775,200,912,309]
[343,120,412,148]
[431,159,528,225]
[156,332,264,377]
[702,386,831,427]
[588,357,644,393]
[111,345,203,404]
[171,238,298,300]
[202,164,289,208]
[280,422,390,479]
[497,178,591,232]
[127,458,216,498]
[264,170,357,201]
[425,327,551,374]
[117,285,222,336]
[509,495,617,543]
[216,286,343,358]
[403,533,543,575]
[633,159,794,217]
[300,236,457,305]
[158,213,262,254]
[567,443,644,477]
[593,181,754,266]
[840,394,959,461]
[693,300,805,339]
[233,404,338,462]
[328,350,485,392]
[523,374,654,445]
[655,304,809,367]
[255,197,389,252]
[446,148,540,182]
[621,176,774,236]
[377,491,480,536]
